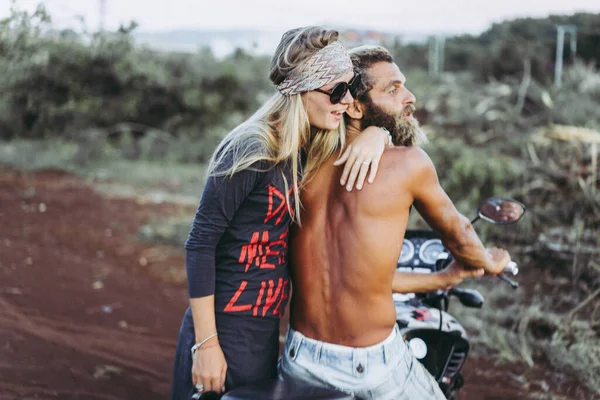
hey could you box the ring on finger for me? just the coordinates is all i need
[354,161,362,165]
[195,384,205,392]
[362,161,370,165]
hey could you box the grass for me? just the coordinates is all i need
[451,270,600,394]
[137,214,195,248]
[0,138,208,197]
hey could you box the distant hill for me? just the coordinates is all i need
[133,28,430,57]
[134,29,286,56]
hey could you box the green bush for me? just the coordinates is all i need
[0,4,273,153]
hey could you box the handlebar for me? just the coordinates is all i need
[499,260,519,289]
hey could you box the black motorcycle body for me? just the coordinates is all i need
[394,229,471,398]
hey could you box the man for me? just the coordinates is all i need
[279,46,511,399]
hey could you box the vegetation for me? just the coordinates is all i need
[1,4,599,394]
[389,13,600,83]
[0,4,273,165]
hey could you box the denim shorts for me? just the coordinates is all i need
[278,325,445,400]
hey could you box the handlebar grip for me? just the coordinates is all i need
[435,253,452,271]
[503,261,519,276]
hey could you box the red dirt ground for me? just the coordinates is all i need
[0,167,597,400]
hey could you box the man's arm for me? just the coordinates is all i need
[392,271,446,293]
[392,261,484,293]
[405,148,509,275]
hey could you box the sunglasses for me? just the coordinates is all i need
[313,73,361,104]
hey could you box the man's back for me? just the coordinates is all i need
[290,146,421,347]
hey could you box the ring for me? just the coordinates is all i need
[195,384,204,392]
[354,161,361,165]
[362,161,370,164]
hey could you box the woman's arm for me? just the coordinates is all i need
[185,160,265,393]
[189,296,225,393]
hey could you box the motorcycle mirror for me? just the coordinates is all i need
[449,288,484,308]
[471,198,525,225]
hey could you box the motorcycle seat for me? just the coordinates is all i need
[221,378,356,400]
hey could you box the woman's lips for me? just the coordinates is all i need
[331,111,344,120]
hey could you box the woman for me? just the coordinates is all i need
[171,26,390,399]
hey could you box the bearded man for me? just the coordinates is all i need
[278,46,512,399]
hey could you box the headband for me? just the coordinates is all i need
[276,41,353,96]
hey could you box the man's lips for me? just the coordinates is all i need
[402,106,416,119]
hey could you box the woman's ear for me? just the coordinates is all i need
[346,100,364,120]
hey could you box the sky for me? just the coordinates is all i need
[2,0,600,34]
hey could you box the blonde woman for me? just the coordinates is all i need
[171,26,390,399]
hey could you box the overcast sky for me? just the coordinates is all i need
[3,0,600,34]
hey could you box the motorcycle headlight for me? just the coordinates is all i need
[408,337,428,360]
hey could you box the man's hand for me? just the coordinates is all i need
[333,126,387,191]
[191,340,227,394]
[485,247,511,275]
[438,260,484,290]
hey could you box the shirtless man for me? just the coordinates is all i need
[279,46,511,399]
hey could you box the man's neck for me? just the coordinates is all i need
[345,120,362,144]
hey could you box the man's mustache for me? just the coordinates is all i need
[403,104,416,117]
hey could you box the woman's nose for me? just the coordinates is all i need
[340,89,354,105]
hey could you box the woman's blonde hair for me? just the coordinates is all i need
[207,26,345,224]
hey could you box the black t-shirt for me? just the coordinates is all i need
[185,158,294,319]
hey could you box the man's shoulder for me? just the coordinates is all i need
[381,146,433,172]
[386,145,429,157]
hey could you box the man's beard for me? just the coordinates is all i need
[361,101,428,147]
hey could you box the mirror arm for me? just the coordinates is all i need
[470,215,480,224]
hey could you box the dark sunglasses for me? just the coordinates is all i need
[313,73,361,104]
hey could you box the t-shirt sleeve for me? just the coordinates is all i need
[184,160,266,298]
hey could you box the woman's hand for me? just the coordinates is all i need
[333,126,389,191]
[191,339,227,394]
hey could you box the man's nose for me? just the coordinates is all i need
[404,89,416,105]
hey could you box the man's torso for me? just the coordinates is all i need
[290,147,417,346]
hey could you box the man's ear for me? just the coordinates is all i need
[346,100,364,120]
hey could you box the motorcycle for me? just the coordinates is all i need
[219,197,526,400]
[395,197,525,399]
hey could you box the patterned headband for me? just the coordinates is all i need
[276,41,353,96]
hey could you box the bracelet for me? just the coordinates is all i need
[198,342,218,351]
[191,332,218,359]
[380,127,393,147]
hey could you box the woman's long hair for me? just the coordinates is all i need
[207,26,345,224]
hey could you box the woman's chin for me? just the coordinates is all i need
[327,119,341,131]
[312,120,340,132]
